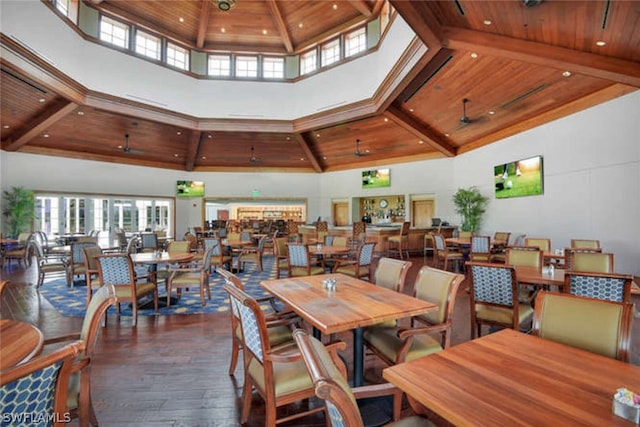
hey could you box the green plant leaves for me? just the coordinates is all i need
[2,186,35,238]
[452,187,489,232]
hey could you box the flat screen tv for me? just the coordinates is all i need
[362,168,390,189]
[494,155,543,199]
[176,180,205,197]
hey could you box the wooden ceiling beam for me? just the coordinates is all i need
[442,27,640,88]
[371,0,386,16]
[185,130,203,171]
[350,0,373,17]
[390,0,444,50]
[384,103,457,157]
[3,101,77,151]
[266,0,294,53]
[196,0,211,49]
[293,133,322,173]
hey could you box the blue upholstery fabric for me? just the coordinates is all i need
[326,401,345,427]
[358,243,375,265]
[1,362,63,426]
[470,265,513,305]
[568,274,626,303]
[471,236,490,253]
[288,244,310,267]
[237,299,264,363]
[97,256,132,285]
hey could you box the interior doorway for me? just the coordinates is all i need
[411,199,435,227]
[332,201,349,226]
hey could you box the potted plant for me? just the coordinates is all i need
[2,186,36,238]
[452,187,489,233]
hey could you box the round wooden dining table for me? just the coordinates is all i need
[0,319,44,370]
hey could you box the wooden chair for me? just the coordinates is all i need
[205,238,232,271]
[469,235,491,262]
[287,243,325,277]
[67,242,99,287]
[166,245,215,307]
[563,271,633,303]
[563,247,602,270]
[1,341,85,427]
[388,221,410,260]
[82,245,104,307]
[223,283,324,426]
[43,285,117,426]
[352,221,366,243]
[364,266,464,365]
[457,230,472,239]
[1,232,33,268]
[568,251,613,273]
[372,257,412,294]
[316,220,329,241]
[532,291,633,362]
[139,232,158,253]
[570,239,600,249]
[156,240,192,285]
[236,235,267,272]
[431,233,464,272]
[32,239,67,288]
[96,254,158,327]
[489,231,511,263]
[292,329,434,427]
[218,269,298,376]
[332,242,376,281]
[273,236,289,279]
[467,261,534,339]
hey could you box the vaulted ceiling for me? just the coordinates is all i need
[1,0,639,173]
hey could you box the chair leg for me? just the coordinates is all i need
[240,376,253,424]
[166,286,172,307]
[228,339,240,375]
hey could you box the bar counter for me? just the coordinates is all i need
[298,224,456,254]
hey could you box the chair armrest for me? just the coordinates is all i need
[397,323,450,339]
[44,332,81,345]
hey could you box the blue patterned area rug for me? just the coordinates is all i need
[39,256,279,317]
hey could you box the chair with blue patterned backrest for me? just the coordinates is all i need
[467,261,534,339]
[166,245,214,307]
[469,235,491,262]
[96,254,158,326]
[364,266,464,366]
[236,235,268,272]
[1,340,84,427]
[564,271,633,303]
[532,291,633,362]
[431,233,464,272]
[222,283,323,426]
[287,243,325,277]
[43,285,117,426]
[332,242,376,281]
[139,232,158,253]
[67,242,99,287]
[204,238,232,271]
[292,328,433,427]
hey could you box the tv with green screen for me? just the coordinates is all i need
[362,168,390,189]
[176,180,205,197]
[494,156,543,199]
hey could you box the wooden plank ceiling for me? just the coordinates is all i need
[1,0,638,173]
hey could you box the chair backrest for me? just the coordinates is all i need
[71,242,99,264]
[457,230,472,239]
[116,230,127,249]
[373,257,412,293]
[352,222,366,240]
[292,329,360,427]
[288,243,311,268]
[532,291,633,362]
[126,236,139,254]
[493,231,511,246]
[80,285,117,355]
[1,341,85,427]
[570,251,614,273]
[240,231,252,242]
[563,247,602,270]
[96,254,135,287]
[324,235,335,246]
[524,237,550,251]
[273,237,289,258]
[399,221,410,236]
[413,266,464,327]
[355,242,376,266]
[185,232,199,250]
[506,246,543,269]
[571,239,600,249]
[467,262,520,327]
[333,236,348,247]
[83,245,104,273]
[470,235,491,261]
[564,271,633,303]
[431,233,446,251]
[75,236,98,243]
[166,240,190,254]
[200,244,216,272]
[512,233,526,246]
[140,232,158,250]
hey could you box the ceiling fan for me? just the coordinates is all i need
[457,98,487,130]
[354,139,369,157]
[249,146,260,163]
[120,134,144,155]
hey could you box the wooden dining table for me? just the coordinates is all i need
[0,319,44,370]
[260,273,435,387]
[383,329,640,426]
[515,265,565,289]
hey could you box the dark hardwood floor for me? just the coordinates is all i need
[1,254,638,426]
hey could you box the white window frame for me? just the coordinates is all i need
[300,49,318,75]
[262,57,284,79]
[321,38,341,67]
[345,27,366,58]
[166,42,189,70]
[235,55,258,78]
[99,15,129,49]
[208,54,231,77]
[135,30,161,60]
[55,0,69,16]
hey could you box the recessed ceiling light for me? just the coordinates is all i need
[43,133,49,138]
[77,111,84,116]
[176,131,181,135]
[316,133,320,137]
[221,28,226,33]
[3,125,10,129]
[39,98,46,103]
[201,156,206,160]
[384,117,389,122]
[286,136,291,140]
[488,110,495,115]
[470,53,478,59]
[418,140,424,144]
[179,17,184,23]
[409,108,414,112]
[262,29,267,35]
[445,133,450,137]
[298,23,304,29]
[332,4,338,10]
[562,71,572,77]
[483,20,492,25]
[174,154,179,157]
[118,145,123,149]
[208,134,213,139]
[323,156,327,160]
[596,40,606,46]
[300,157,305,161]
